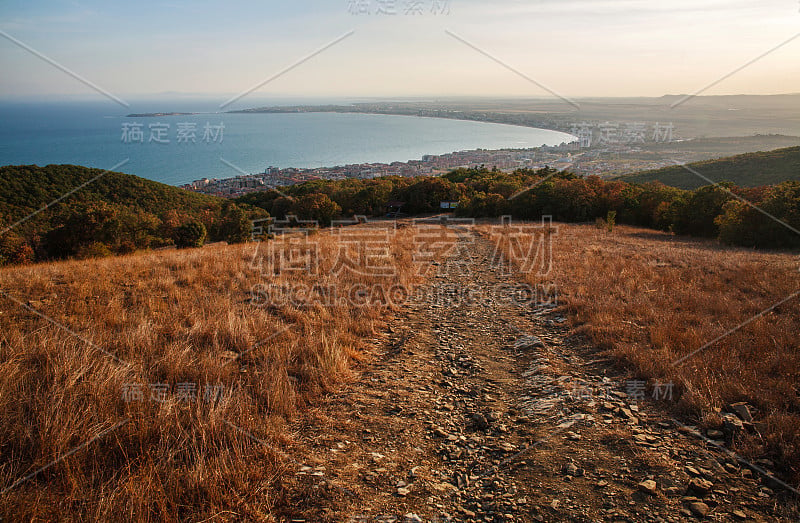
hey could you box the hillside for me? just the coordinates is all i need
[0,163,222,225]
[1,223,798,520]
[0,164,262,264]
[617,146,800,189]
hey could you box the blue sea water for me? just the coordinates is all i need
[0,99,575,186]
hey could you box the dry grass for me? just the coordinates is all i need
[0,224,422,520]
[482,222,800,484]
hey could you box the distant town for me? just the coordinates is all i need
[181,140,684,197]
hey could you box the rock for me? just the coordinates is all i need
[431,482,458,493]
[727,402,754,422]
[721,413,744,435]
[706,429,724,439]
[596,480,608,488]
[472,413,490,430]
[403,514,423,523]
[731,510,747,520]
[498,442,515,452]
[514,335,544,350]
[638,479,658,495]
[688,501,709,517]
[563,463,579,476]
[688,478,713,497]
[600,401,616,412]
[455,472,469,489]
[396,487,411,497]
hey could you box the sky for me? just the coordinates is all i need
[0,0,799,103]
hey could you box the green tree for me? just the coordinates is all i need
[216,202,253,243]
[672,184,732,237]
[174,220,207,248]
[293,193,341,226]
[44,202,122,259]
[717,181,800,248]
[270,197,295,221]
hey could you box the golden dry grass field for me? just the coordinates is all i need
[0,225,423,520]
[1,219,799,520]
[483,222,800,484]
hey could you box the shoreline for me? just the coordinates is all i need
[126,106,572,135]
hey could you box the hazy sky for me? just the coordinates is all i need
[1,0,799,103]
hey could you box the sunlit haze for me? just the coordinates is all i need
[1,0,799,101]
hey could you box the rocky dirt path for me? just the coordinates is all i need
[276,227,797,522]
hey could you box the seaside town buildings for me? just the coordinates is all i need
[182,140,680,197]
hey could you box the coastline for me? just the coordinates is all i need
[127,104,570,136]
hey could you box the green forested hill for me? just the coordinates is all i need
[0,164,262,264]
[0,164,219,223]
[617,146,800,189]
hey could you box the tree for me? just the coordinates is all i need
[293,193,341,226]
[716,181,800,248]
[270,197,295,221]
[0,229,34,265]
[44,202,122,259]
[396,177,458,214]
[672,184,732,237]
[216,202,253,244]
[174,220,207,248]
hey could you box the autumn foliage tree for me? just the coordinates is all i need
[716,181,800,248]
[292,193,341,226]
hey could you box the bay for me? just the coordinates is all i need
[0,100,574,186]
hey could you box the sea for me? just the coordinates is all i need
[0,98,575,186]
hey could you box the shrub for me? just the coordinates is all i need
[174,221,207,248]
[606,210,617,232]
[0,232,34,266]
[76,241,113,259]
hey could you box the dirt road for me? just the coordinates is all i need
[276,227,795,522]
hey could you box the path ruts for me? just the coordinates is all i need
[275,226,797,522]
